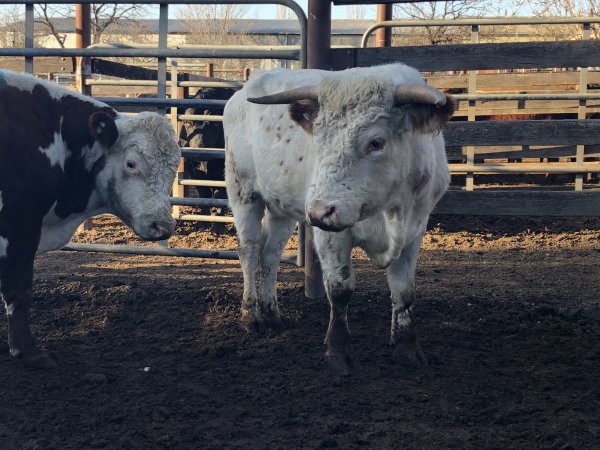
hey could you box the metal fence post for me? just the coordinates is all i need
[303,0,329,300]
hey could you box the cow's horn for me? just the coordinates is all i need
[394,84,447,107]
[247,85,319,104]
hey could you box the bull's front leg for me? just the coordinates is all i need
[0,239,56,369]
[386,234,429,366]
[314,228,357,375]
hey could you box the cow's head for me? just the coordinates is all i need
[248,77,454,231]
[90,111,180,240]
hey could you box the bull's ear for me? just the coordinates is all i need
[89,111,119,148]
[289,99,320,134]
[409,95,455,134]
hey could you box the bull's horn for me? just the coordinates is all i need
[247,85,319,104]
[394,84,447,107]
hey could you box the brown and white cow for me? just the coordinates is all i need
[223,64,453,374]
[0,70,180,368]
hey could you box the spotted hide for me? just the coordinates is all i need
[0,70,180,368]
[223,64,454,375]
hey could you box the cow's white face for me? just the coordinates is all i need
[92,112,180,240]
[286,78,453,231]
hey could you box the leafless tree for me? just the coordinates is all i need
[0,5,25,48]
[515,0,600,39]
[177,5,255,71]
[393,0,494,45]
[34,3,148,48]
[275,5,294,20]
[346,5,367,20]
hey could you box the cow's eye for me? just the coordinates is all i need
[366,138,385,153]
[126,160,136,169]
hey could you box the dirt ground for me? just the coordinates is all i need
[1,215,600,449]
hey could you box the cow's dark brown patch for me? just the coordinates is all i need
[0,74,118,365]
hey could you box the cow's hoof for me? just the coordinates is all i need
[325,349,360,376]
[241,312,289,335]
[391,343,438,368]
[20,352,57,370]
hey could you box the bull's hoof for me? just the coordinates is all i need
[241,309,290,335]
[325,348,360,376]
[391,339,438,368]
[20,351,57,370]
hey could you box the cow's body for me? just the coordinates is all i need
[223,64,453,373]
[0,70,180,367]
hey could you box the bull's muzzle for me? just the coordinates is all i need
[145,218,176,241]
[306,200,347,232]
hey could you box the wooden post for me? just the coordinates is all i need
[304,0,330,300]
[75,4,91,95]
[243,67,251,81]
[206,62,214,78]
[375,4,392,48]
[76,4,93,233]
[171,61,186,220]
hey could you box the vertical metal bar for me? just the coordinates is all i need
[307,0,331,70]
[375,4,392,48]
[466,24,479,192]
[303,0,330,298]
[24,4,34,73]
[157,4,168,101]
[575,22,590,191]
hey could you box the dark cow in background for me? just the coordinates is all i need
[179,87,236,229]
[0,70,181,368]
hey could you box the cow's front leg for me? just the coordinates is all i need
[386,234,429,366]
[255,211,297,332]
[314,228,357,375]
[1,239,56,369]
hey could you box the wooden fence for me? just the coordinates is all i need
[329,18,600,216]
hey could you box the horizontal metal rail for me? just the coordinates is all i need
[178,214,233,223]
[180,179,227,188]
[181,149,226,160]
[0,47,301,60]
[170,197,229,208]
[179,114,224,122]
[361,17,600,47]
[96,98,227,108]
[62,243,298,265]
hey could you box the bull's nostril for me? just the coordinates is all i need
[322,205,336,219]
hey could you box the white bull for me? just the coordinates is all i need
[223,63,453,374]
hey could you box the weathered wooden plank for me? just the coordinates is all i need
[333,41,600,72]
[444,120,600,147]
[449,162,600,174]
[433,190,600,216]
[445,144,600,160]
[427,71,600,91]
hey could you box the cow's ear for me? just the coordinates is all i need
[409,95,455,134]
[289,99,319,134]
[89,111,119,148]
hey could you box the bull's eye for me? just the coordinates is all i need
[366,138,385,153]
[126,160,136,170]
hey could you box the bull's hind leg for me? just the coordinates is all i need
[0,230,56,369]
[386,234,429,366]
[255,211,296,332]
[314,228,357,375]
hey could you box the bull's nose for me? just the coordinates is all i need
[307,201,341,231]
[150,219,176,240]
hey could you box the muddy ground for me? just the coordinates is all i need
[1,215,600,449]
